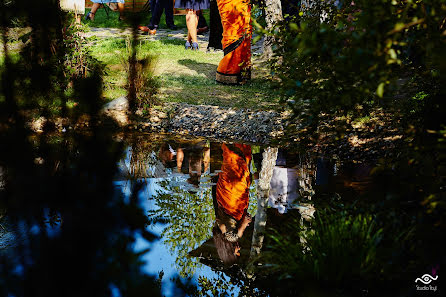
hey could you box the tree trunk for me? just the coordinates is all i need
[262,0,283,59]
[250,147,278,256]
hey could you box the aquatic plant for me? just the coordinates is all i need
[262,211,384,285]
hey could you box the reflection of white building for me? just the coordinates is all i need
[60,0,85,15]
[266,152,316,221]
[268,167,299,214]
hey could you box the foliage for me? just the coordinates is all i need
[264,0,445,128]
[0,2,162,296]
[61,20,103,82]
[196,273,267,297]
[148,175,216,277]
[262,211,384,286]
[172,271,268,297]
[3,8,104,116]
[121,37,160,112]
[255,4,446,289]
[147,158,259,277]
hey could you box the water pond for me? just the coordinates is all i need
[0,133,440,297]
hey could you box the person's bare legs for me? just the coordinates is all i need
[203,147,210,173]
[185,9,198,43]
[187,31,191,43]
[176,148,184,172]
[90,3,101,20]
[117,2,125,20]
[86,3,101,21]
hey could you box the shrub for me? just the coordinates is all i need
[121,38,160,113]
[267,0,445,128]
[262,211,384,285]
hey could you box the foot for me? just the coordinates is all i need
[185,41,191,49]
[191,42,199,51]
[197,26,209,35]
[138,26,156,35]
[168,24,178,30]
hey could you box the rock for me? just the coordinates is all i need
[28,116,47,133]
[101,96,129,126]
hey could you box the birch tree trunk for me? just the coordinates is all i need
[262,0,283,60]
[250,147,278,257]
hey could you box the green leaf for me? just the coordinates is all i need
[376,82,385,98]
[289,22,299,31]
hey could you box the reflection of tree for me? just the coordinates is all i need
[0,2,161,294]
[0,132,161,296]
[297,153,316,200]
[121,136,167,180]
[148,143,259,277]
[197,271,268,297]
[251,147,278,256]
[149,176,215,277]
[172,269,269,297]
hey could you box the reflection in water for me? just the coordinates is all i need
[251,147,277,257]
[147,139,216,278]
[0,133,161,297]
[2,133,389,296]
[213,143,253,265]
[139,139,324,294]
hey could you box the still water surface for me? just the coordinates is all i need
[114,137,372,296]
[0,134,375,296]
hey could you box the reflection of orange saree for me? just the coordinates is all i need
[216,143,252,221]
[216,0,252,85]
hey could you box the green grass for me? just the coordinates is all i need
[2,12,277,111]
[81,8,210,29]
[89,37,280,110]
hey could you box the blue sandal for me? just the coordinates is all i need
[191,42,199,51]
[85,11,94,21]
[185,41,191,50]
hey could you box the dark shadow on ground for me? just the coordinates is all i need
[159,38,186,46]
[160,74,280,109]
[178,59,216,80]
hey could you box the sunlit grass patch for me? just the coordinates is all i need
[160,75,278,109]
[89,37,279,110]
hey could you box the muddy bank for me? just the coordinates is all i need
[21,97,404,161]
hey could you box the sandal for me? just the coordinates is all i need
[185,41,191,50]
[85,11,95,21]
[191,42,199,51]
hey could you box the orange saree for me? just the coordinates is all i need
[216,0,252,85]
[216,143,252,221]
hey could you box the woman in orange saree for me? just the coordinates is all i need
[215,0,252,84]
[212,143,252,264]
